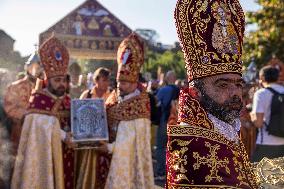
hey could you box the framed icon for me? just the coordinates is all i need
[71,99,109,147]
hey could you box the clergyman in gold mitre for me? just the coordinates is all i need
[166,0,259,188]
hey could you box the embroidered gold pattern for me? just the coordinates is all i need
[254,157,284,187]
[106,89,150,122]
[177,89,214,129]
[39,36,69,78]
[167,124,259,188]
[116,33,144,83]
[106,89,150,142]
[28,90,70,120]
[238,141,259,189]
[232,150,251,187]
[211,1,240,56]
[168,184,240,189]
[174,0,245,81]
[193,142,230,182]
[168,139,193,182]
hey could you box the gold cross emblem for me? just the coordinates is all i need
[193,142,230,182]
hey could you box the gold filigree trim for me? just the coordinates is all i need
[167,126,259,188]
[178,89,214,130]
[167,125,233,148]
[107,89,150,122]
[167,183,240,189]
[168,139,193,183]
[174,0,244,81]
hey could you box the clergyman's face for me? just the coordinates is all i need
[199,73,244,123]
[117,81,137,97]
[48,76,67,97]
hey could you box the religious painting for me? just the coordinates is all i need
[39,0,132,59]
[71,99,109,145]
[73,14,86,35]
[211,1,240,55]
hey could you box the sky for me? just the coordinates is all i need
[0,0,260,56]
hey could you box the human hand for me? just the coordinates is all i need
[96,141,109,154]
[64,132,77,149]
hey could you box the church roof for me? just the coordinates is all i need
[0,29,15,42]
[39,0,132,60]
[41,0,131,38]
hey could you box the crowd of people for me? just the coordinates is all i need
[0,31,184,189]
[1,0,284,188]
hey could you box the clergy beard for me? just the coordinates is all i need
[47,84,66,97]
[118,88,130,98]
[199,90,243,124]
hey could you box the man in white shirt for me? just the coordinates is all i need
[251,65,284,162]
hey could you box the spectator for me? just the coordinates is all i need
[251,65,284,162]
[175,79,182,89]
[68,62,86,99]
[154,71,179,181]
[144,78,160,126]
[80,67,111,99]
[147,79,159,96]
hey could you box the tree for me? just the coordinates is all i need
[143,49,186,79]
[135,29,159,45]
[243,0,284,67]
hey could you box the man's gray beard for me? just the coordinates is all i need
[199,91,243,124]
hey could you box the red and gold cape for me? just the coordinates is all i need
[166,89,259,189]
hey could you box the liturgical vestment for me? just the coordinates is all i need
[104,89,155,189]
[11,89,74,189]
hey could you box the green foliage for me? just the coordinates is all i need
[244,0,284,67]
[143,50,186,79]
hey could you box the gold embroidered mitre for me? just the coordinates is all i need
[175,0,245,81]
[116,32,144,83]
[39,36,69,79]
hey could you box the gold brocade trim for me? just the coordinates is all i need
[238,140,259,189]
[232,150,251,188]
[174,0,244,81]
[167,125,232,148]
[106,90,150,122]
[39,36,69,78]
[167,125,259,189]
[116,33,144,82]
[178,89,214,130]
[28,90,70,120]
[168,139,193,183]
[168,184,240,189]
[254,157,284,186]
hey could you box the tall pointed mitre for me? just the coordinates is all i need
[175,0,245,81]
[39,36,69,79]
[116,32,144,83]
[166,2,259,189]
